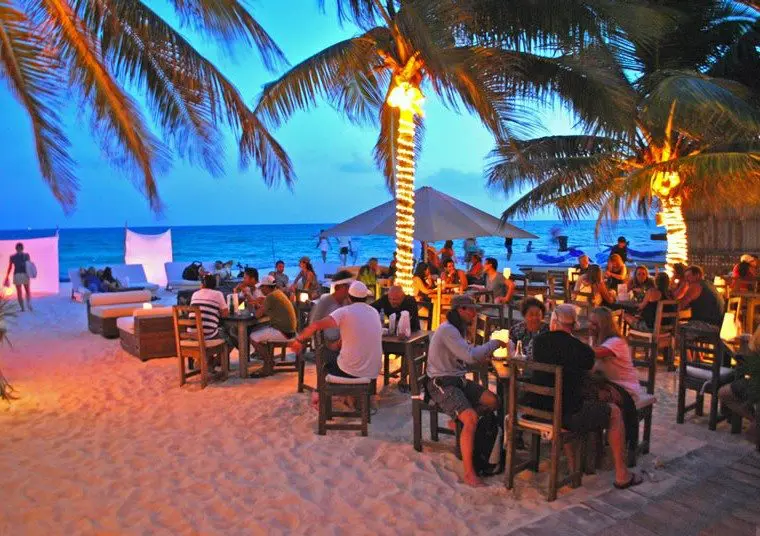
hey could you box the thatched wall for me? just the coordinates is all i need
[686,207,760,275]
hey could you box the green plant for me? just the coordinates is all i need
[0,299,17,402]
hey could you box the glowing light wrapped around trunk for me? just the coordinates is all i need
[657,195,688,275]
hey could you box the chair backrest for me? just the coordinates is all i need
[747,296,760,334]
[628,338,657,394]
[471,312,497,345]
[652,299,679,338]
[407,341,430,399]
[508,358,563,436]
[547,270,569,300]
[172,305,209,358]
[679,324,723,373]
[111,264,149,285]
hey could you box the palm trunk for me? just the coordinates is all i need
[394,108,417,295]
[659,195,688,273]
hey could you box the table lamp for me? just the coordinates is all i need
[491,329,510,359]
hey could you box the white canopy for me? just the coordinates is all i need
[0,232,59,295]
[124,229,173,286]
[324,186,537,242]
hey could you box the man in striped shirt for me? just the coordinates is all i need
[190,274,232,346]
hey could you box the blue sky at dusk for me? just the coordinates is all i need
[0,1,576,230]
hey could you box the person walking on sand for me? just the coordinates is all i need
[316,231,331,263]
[338,237,352,266]
[4,242,32,312]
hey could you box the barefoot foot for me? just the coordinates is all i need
[463,472,485,487]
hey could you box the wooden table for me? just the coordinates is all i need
[222,313,266,378]
[492,359,511,425]
[382,330,431,390]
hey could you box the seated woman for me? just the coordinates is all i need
[439,240,456,265]
[357,258,379,288]
[412,262,437,302]
[100,267,121,292]
[466,254,484,285]
[290,256,320,300]
[425,245,442,276]
[574,264,616,306]
[605,254,628,290]
[670,262,688,300]
[81,267,105,293]
[732,254,758,280]
[589,307,642,404]
[731,261,756,294]
[624,272,672,330]
[628,265,654,301]
[509,297,549,360]
[441,259,468,293]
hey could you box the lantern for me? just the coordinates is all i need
[491,329,510,359]
[142,303,153,310]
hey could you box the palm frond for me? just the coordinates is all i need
[317,0,386,28]
[164,0,286,69]
[0,0,76,208]
[254,29,388,128]
[36,0,167,209]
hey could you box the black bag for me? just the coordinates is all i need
[182,261,203,281]
[473,411,503,476]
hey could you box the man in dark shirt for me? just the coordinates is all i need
[371,285,421,332]
[530,304,641,488]
[610,236,629,263]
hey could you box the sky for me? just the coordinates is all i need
[0,1,577,230]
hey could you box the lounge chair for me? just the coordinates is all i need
[87,290,153,338]
[69,264,159,300]
[164,261,217,291]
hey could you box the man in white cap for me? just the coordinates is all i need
[250,275,297,375]
[290,280,382,387]
[308,270,354,363]
[530,303,642,490]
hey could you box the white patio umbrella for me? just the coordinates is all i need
[323,186,538,242]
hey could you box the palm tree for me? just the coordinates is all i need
[254,0,643,293]
[1,0,294,210]
[487,1,760,271]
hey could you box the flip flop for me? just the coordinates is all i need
[614,472,643,490]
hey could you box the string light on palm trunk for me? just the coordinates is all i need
[388,82,424,295]
[653,171,687,275]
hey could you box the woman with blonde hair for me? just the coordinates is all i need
[589,307,642,403]
[573,264,615,306]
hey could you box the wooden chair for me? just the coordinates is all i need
[408,342,462,457]
[172,305,229,389]
[315,349,376,436]
[265,340,309,392]
[547,270,569,301]
[627,300,678,370]
[465,311,497,388]
[505,359,585,502]
[746,296,760,334]
[627,339,658,467]
[677,325,735,430]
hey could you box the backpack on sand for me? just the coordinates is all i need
[182,261,203,281]
[473,411,504,476]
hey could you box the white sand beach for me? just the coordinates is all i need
[0,288,755,535]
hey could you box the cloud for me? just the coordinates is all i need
[336,153,376,174]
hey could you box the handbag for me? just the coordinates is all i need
[26,260,37,279]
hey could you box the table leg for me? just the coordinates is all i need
[238,322,248,379]
[398,342,411,393]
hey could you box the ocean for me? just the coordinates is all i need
[1,220,665,281]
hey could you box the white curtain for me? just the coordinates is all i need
[124,229,173,286]
[0,233,59,295]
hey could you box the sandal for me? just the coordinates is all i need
[614,472,643,490]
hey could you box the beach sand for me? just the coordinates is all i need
[0,287,754,534]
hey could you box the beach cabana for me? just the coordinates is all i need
[0,230,59,295]
[124,228,173,287]
[323,186,537,242]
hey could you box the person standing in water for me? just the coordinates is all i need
[4,242,32,311]
[504,237,513,261]
[338,237,352,266]
[316,231,330,263]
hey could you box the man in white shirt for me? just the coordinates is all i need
[290,281,382,403]
[190,274,232,347]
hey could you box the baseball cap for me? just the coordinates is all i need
[617,236,626,243]
[451,294,476,308]
[257,275,277,287]
[348,281,372,298]
[299,256,311,264]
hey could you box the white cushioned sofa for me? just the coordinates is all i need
[87,290,153,338]
[69,264,159,300]
[118,306,175,360]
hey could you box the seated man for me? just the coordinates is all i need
[426,294,506,487]
[290,281,383,402]
[574,254,591,276]
[234,268,263,306]
[309,271,354,364]
[189,274,233,348]
[357,257,380,289]
[371,285,421,332]
[270,260,289,289]
[679,265,724,330]
[250,275,298,374]
[483,257,515,304]
[530,304,641,489]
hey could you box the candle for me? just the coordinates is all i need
[142,303,153,310]
[491,329,510,358]
[299,292,309,303]
[502,268,511,280]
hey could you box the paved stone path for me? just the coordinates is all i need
[509,446,760,535]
